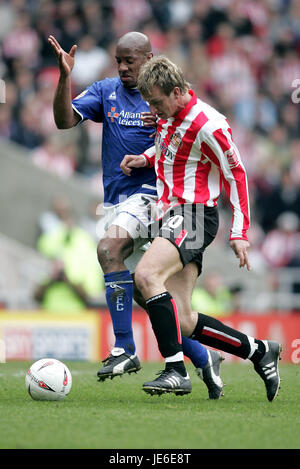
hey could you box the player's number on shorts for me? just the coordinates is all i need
[164,215,184,229]
[141,196,151,206]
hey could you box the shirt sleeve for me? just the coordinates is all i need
[200,124,250,241]
[142,145,156,167]
[72,81,103,123]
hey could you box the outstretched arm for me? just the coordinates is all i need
[48,35,80,129]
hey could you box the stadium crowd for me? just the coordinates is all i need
[1,0,300,294]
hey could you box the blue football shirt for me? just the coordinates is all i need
[72,77,157,206]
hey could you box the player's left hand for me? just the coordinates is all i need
[120,154,147,176]
[230,239,251,271]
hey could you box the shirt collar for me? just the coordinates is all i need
[175,89,197,121]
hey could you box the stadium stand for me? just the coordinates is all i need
[0,0,300,313]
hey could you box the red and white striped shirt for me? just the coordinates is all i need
[143,90,250,241]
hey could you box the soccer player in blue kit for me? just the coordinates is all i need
[48,31,224,399]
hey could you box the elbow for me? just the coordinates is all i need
[55,120,74,130]
[53,106,79,129]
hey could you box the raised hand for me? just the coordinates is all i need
[48,35,77,77]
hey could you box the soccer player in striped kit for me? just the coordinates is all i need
[49,32,224,399]
[121,56,281,401]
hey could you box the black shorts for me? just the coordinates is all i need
[148,204,219,275]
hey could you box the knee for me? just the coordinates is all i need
[134,264,157,297]
[97,238,115,267]
[97,237,131,271]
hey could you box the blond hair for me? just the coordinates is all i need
[137,55,190,99]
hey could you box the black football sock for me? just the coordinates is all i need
[165,360,186,376]
[192,313,262,360]
[249,340,266,364]
[146,291,186,376]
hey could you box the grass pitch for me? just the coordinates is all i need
[0,361,299,449]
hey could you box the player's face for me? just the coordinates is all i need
[146,85,181,119]
[115,45,149,88]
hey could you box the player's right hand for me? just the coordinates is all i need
[48,35,77,77]
[120,154,147,176]
[230,239,251,271]
[141,112,157,127]
[141,112,157,138]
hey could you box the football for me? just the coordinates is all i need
[25,358,72,401]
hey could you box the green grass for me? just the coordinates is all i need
[0,361,299,449]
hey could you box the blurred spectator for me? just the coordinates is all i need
[254,91,278,134]
[191,272,234,317]
[79,199,101,242]
[1,0,298,193]
[208,23,257,128]
[2,79,18,114]
[54,1,83,43]
[24,79,58,139]
[256,168,300,233]
[274,50,300,96]
[38,195,73,236]
[290,139,300,183]
[11,102,44,149]
[2,10,40,71]
[36,203,104,300]
[1,0,300,312]
[34,259,89,313]
[81,0,114,48]
[260,212,300,268]
[0,0,16,42]
[31,133,77,178]
[148,0,171,31]
[168,0,193,28]
[71,35,110,89]
[111,0,152,36]
[14,67,36,107]
[280,101,300,139]
[0,104,13,139]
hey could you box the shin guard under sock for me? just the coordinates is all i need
[192,313,261,360]
[146,292,185,375]
[104,270,135,355]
